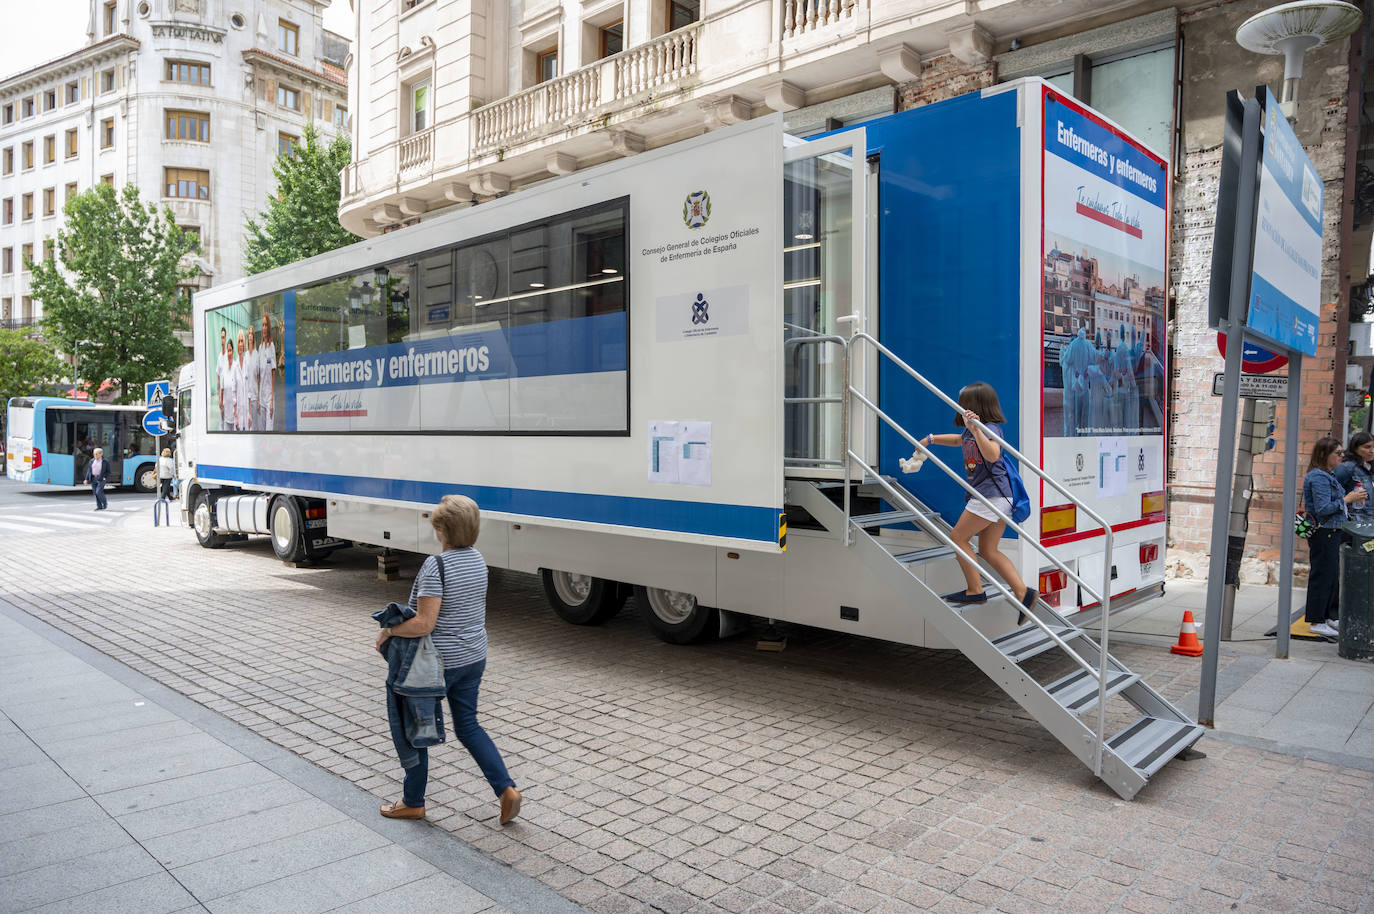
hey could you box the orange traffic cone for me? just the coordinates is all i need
[1170,610,1204,657]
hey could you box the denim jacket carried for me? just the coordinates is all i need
[1333,459,1374,522]
[373,601,446,769]
[1303,468,1348,530]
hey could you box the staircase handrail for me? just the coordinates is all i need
[847,331,1115,775]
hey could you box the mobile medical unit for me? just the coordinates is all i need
[173,79,1197,798]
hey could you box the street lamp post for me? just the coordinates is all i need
[72,338,94,399]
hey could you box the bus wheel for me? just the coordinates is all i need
[541,570,626,625]
[133,464,158,493]
[633,585,719,645]
[269,497,308,564]
[192,492,226,549]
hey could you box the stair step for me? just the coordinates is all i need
[990,622,1083,663]
[1045,668,1140,714]
[893,545,955,565]
[1107,717,1206,777]
[851,509,934,527]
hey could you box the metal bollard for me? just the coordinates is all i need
[153,497,171,527]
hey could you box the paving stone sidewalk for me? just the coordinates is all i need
[0,607,586,914]
[2,522,1373,913]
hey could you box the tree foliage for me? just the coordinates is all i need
[0,328,67,406]
[30,183,195,404]
[244,122,356,275]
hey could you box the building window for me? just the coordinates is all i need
[2,198,10,224]
[165,167,210,199]
[667,0,699,31]
[66,81,80,104]
[1,249,9,274]
[276,86,300,111]
[333,104,349,128]
[2,147,10,175]
[101,173,114,186]
[278,19,299,56]
[43,135,55,164]
[104,1,117,35]
[65,129,78,158]
[22,141,33,169]
[166,60,211,86]
[180,225,201,251]
[21,243,33,270]
[101,68,116,92]
[536,49,557,83]
[1,104,11,124]
[599,20,623,59]
[407,79,430,132]
[65,181,78,202]
[101,118,115,148]
[22,193,33,221]
[22,296,32,320]
[277,132,299,156]
[22,97,35,117]
[43,89,56,111]
[43,188,55,216]
[165,110,210,142]
[43,239,54,262]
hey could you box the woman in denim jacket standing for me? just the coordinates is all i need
[1303,436,1368,637]
[1333,432,1374,523]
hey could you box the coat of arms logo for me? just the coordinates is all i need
[683,190,711,229]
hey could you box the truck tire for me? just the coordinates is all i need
[192,491,226,549]
[133,463,157,493]
[541,570,626,625]
[633,585,719,645]
[269,496,309,564]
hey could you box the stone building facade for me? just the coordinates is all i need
[339,0,1370,580]
[0,0,350,331]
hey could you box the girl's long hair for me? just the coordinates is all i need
[955,382,1006,426]
[1347,431,1373,463]
[1308,436,1342,472]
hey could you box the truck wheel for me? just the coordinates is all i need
[633,585,719,645]
[133,464,157,493]
[192,492,226,549]
[541,570,626,625]
[269,496,308,564]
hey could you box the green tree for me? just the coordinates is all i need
[244,122,357,274]
[0,328,67,405]
[30,183,195,404]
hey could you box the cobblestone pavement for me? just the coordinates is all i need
[2,518,1372,914]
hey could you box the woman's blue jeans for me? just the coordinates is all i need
[402,659,514,807]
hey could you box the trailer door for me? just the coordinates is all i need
[782,129,868,479]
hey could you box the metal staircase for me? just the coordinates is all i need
[784,330,1203,800]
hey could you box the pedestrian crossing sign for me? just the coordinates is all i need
[145,380,171,408]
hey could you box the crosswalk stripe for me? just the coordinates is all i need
[1,514,106,529]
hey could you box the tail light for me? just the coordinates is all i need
[1140,543,1159,564]
[1038,569,1069,607]
[31,448,41,469]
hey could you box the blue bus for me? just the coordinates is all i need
[4,397,160,492]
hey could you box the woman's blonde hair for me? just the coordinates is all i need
[431,494,480,548]
[161,448,171,457]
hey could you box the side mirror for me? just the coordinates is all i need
[161,393,177,432]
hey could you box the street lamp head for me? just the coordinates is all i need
[1236,1,1363,115]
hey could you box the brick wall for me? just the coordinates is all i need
[897,54,994,110]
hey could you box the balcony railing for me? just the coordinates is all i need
[783,0,861,38]
[474,24,700,151]
[399,127,434,176]
[1,317,40,331]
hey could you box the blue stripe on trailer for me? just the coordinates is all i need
[197,464,781,544]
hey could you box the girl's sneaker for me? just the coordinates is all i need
[1309,621,1338,638]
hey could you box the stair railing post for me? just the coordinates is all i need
[1093,527,1113,776]
[842,339,852,545]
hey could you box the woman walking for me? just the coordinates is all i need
[375,494,521,824]
[1303,436,1367,637]
[1334,431,1374,523]
[920,382,1037,610]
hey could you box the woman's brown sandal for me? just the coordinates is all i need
[379,800,425,819]
[499,787,522,825]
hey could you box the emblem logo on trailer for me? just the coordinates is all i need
[683,190,711,229]
[691,293,710,325]
[1075,453,1085,472]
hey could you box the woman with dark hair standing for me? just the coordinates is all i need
[1334,431,1374,523]
[1303,436,1367,637]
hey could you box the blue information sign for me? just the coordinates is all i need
[1248,88,1323,356]
[142,409,169,436]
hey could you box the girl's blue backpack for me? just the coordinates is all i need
[1000,455,1032,524]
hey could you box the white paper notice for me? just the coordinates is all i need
[1097,437,1128,498]
[648,421,680,484]
[678,421,712,486]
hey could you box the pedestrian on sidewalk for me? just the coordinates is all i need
[920,382,1037,611]
[375,494,522,825]
[83,447,109,511]
[1303,436,1366,637]
[1334,432,1374,523]
[157,448,175,501]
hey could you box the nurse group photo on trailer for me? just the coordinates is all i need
[210,303,284,433]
